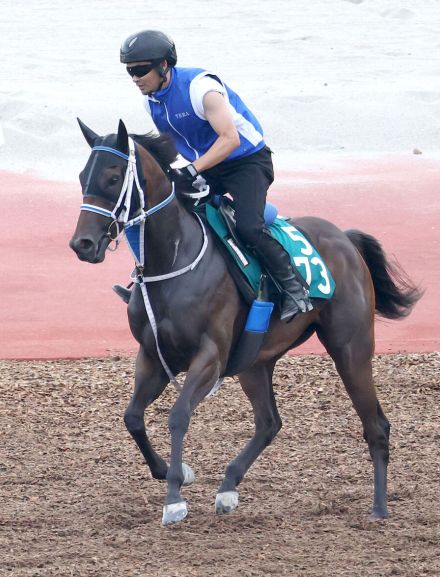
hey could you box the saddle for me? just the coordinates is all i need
[217,200,245,253]
[198,197,275,304]
[195,197,335,305]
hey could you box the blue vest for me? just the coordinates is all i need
[145,67,265,162]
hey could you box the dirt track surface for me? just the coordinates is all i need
[1,353,439,577]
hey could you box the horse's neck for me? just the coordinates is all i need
[142,184,201,277]
[137,148,203,277]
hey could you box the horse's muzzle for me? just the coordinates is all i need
[69,234,110,263]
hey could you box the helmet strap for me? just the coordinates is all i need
[146,61,171,96]
[156,64,170,91]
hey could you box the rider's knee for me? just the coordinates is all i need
[235,223,262,248]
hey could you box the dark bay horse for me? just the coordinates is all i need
[70,119,421,526]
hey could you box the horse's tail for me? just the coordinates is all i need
[345,229,423,319]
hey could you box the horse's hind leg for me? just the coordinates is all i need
[124,346,170,481]
[377,400,391,443]
[216,359,281,514]
[318,324,390,519]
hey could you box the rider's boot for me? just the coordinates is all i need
[254,229,313,322]
[112,284,132,304]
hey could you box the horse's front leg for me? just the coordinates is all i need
[162,336,221,526]
[124,346,169,480]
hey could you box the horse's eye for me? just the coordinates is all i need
[110,176,120,185]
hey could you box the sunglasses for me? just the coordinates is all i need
[126,63,155,78]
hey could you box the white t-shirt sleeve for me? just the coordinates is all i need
[189,75,227,120]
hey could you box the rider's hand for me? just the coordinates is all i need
[170,164,199,191]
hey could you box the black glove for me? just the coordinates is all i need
[170,164,199,191]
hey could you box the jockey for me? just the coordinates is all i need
[115,29,312,321]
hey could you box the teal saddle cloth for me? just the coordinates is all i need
[201,203,336,301]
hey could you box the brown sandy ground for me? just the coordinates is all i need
[1,353,439,577]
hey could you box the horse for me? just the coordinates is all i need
[70,119,422,526]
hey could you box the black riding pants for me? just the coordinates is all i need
[201,146,274,247]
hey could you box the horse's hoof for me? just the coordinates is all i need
[215,491,239,514]
[368,508,389,521]
[182,463,195,486]
[162,501,188,526]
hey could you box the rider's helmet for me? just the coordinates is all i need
[120,30,177,66]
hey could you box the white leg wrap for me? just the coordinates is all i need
[162,501,188,526]
[182,463,196,486]
[215,491,239,514]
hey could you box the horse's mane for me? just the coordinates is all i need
[131,132,178,173]
[130,132,195,211]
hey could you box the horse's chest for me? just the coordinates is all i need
[129,294,202,351]
[159,313,199,342]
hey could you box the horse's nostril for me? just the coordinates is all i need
[78,238,94,251]
[70,236,95,255]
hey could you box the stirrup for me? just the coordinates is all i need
[298,289,314,313]
[280,289,313,323]
[112,284,132,304]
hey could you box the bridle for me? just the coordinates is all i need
[78,136,209,388]
[80,138,175,250]
[79,136,208,276]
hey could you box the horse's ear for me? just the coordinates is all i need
[116,119,129,155]
[77,118,99,148]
